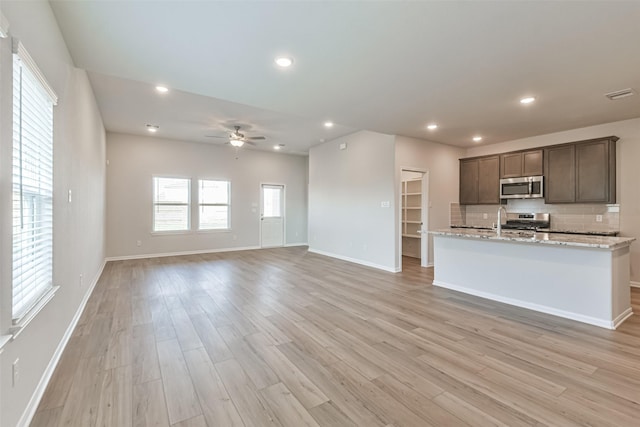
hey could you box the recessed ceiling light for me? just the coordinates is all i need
[155,86,169,93]
[275,57,293,68]
[274,145,281,150]
[324,121,334,128]
[520,96,536,104]
[473,136,482,142]
[146,124,159,133]
[427,124,438,130]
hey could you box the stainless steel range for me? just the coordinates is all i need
[501,213,550,231]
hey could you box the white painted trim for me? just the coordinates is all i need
[13,39,58,104]
[432,279,630,330]
[105,245,261,262]
[0,334,11,354]
[612,308,634,329]
[284,242,308,247]
[17,260,107,427]
[308,248,400,273]
[630,281,640,288]
[0,10,9,38]
[10,286,60,339]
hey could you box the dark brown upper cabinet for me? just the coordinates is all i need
[500,149,543,178]
[459,158,479,205]
[545,136,617,204]
[459,156,500,205]
[575,138,616,203]
[544,145,576,203]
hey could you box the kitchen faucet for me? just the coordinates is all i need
[497,206,507,236]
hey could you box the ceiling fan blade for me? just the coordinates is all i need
[244,140,256,146]
[247,136,266,140]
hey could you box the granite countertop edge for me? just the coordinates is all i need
[433,228,635,250]
[450,224,619,236]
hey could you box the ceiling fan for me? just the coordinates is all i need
[206,125,266,147]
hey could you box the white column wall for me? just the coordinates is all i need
[308,131,397,271]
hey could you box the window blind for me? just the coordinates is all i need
[12,41,57,322]
[153,177,190,231]
[198,180,230,230]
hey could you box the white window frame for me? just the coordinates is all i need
[152,176,191,233]
[10,39,59,331]
[198,179,231,231]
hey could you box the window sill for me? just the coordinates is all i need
[0,334,11,354]
[10,285,60,340]
[150,230,191,236]
[197,229,232,234]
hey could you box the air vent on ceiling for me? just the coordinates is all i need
[604,88,635,100]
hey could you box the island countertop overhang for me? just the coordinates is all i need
[431,228,635,250]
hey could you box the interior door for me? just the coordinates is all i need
[261,184,284,248]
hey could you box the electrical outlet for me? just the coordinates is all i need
[483,213,488,219]
[596,215,603,222]
[232,235,237,241]
[136,240,142,247]
[12,359,19,387]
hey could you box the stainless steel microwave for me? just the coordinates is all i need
[500,176,544,199]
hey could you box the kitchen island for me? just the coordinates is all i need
[431,228,635,329]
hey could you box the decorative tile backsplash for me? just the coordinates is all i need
[450,199,620,233]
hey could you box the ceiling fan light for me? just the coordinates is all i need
[230,139,244,147]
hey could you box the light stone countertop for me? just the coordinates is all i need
[432,228,635,250]
[450,224,619,236]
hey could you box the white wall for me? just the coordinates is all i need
[106,132,308,258]
[308,131,397,271]
[395,136,466,267]
[0,1,106,426]
[465,117,640,283]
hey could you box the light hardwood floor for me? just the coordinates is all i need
[31,247,640,426]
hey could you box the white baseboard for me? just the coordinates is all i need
[105,245,261,261]
[432,279,631,330]
[18,259,107,427]
[308,248,399,273]
[613,308,634,329]
[630,281,640,288]
[284,242,309,247]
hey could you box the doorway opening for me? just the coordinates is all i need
[400,169,429,270]
[260,184,285,248]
